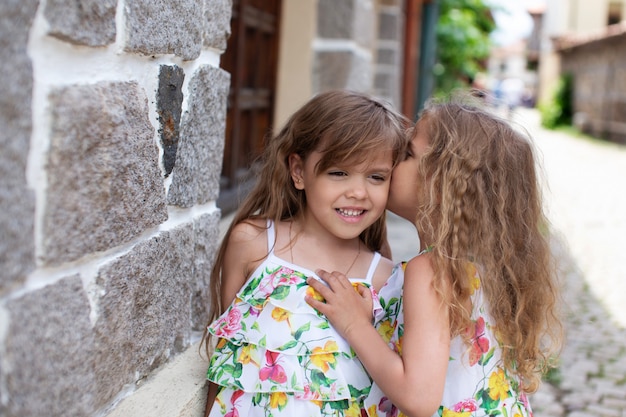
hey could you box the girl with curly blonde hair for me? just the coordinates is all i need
[307,97,562,417]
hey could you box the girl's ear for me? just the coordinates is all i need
[288,153,305,190]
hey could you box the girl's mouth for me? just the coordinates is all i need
[336,208,365,217]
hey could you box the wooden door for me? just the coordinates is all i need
[219,0,282,211]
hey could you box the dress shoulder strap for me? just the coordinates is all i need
[266,219,276,255]
[364,252,382,283]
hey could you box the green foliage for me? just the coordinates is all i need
[435,0,497,94]
[539,73,573,129]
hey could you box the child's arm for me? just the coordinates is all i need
[219,220,268,307]
[306,254,450,417]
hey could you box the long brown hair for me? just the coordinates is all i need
[202,89,410,357]
[415,97,561,392]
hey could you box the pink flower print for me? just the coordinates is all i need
[259,350,287,384]
[213,308,242,338]
[378,396,399,417]
[452,399,478,413]
[467,316,489,366]
[273,266,301,285]
[224,389,244,417]
[297,384,321,401]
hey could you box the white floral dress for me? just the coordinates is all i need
[365,261,534,417]
[206,220,383,417]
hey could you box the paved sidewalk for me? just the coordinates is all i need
[385,108,626,417]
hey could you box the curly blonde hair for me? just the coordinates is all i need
[415,97,561,392]
[202,89,410,358]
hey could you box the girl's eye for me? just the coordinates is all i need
[404,147,415,160]
[370,174,387,182]
[328,171,348,177]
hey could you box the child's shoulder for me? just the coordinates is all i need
[227,218,269,252]
[371,254,395,291]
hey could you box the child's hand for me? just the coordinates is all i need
[305,269,374,338]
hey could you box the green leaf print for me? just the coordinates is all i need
[327,399,350,411]
[242,274,263,297]
[278,340,298,351]
[479,347,495,366]
[348,384,371,399]
[271,285,290,300]
[310,369,336,388]
[233,362,243,378]
[480,388,500,410]
[294,322,311,339]
[316,321,330,330]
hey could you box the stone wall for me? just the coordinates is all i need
[314,0,404,107]
[558,26,626,144]
[0,0,231,416]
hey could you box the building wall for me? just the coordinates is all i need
[274,0,405,129]
[560,31,626,144]
[0,0,231,415]
[0,0,409,415]
[538,0,626,103]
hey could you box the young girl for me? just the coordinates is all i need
[306,98,562,417]
[201,89,409,417]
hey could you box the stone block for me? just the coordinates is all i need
[44,81,167,265]
[313,50,372,93]
[3,276,97,416]
[92,225,195,409]
[44,0,116,46]
[317,0,354,39]
[191,211,221,330]
[157,65,185,177]
[377,48,397,65]
[167,66,230,207]
[377,10,400,41]
[0,185,35,295]
[124,0,203,60]
[353,0,375,47]
[204,0,232,51]
[0,0,37,185]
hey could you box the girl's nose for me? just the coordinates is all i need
[346,179,367,199]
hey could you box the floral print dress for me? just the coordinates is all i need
[365,261,534,417]
[206,221,383,417]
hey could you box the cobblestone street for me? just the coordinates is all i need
[516,109,626,417]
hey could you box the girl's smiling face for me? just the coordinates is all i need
[387,119,430,223]
[289,149,393,241]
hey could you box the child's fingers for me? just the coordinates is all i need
[316,269,351,289]
[355,283,372,299]
[305,293,328,313]
[306,276,332,299]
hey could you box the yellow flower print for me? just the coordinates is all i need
[442,408,471,417]
[465,263,480,295]
[311,341,339,372]
[237,344,260,367]
[377,320,395,343]
[367,404,379,417]
[345,402,362,417]
[488,368,510,401]
[271,307,290,322]
[395,337,403,356]
[216,337,228,349]
[269,392,288,409]
[306,285,325,302]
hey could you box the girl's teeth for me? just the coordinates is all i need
[337,209,363,217]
